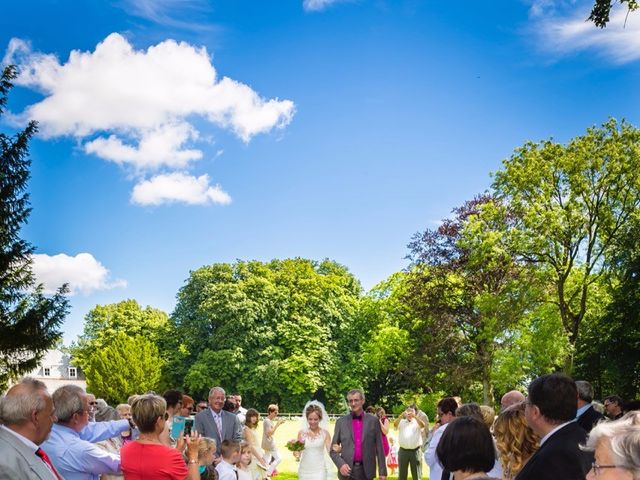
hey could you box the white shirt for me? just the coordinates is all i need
[425,422,448,480]
[398,419,422,449]
[540,420,573,446]
[217,459,238,480]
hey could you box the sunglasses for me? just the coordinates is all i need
[163,412,169,421]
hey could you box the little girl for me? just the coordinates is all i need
[237,442,253,480]
[386,436,398,476]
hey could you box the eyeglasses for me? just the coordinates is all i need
[591,463,621,476]
[163,412,170,420]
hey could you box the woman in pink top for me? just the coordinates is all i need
[121,394,201,480]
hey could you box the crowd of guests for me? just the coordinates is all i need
[0,374,639,480]
[0,382,274,480]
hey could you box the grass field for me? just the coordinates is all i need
[261,418,430,479]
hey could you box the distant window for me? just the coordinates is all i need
[44,367,50,377]
[68,367,77,378]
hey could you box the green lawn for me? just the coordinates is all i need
[262,418,429,479]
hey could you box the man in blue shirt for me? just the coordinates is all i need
[41,385,130,480]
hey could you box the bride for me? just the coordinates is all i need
[297,401,335,480]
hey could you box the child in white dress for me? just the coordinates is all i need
[237,442,254,480]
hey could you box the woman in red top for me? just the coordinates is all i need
[121,394,201,480]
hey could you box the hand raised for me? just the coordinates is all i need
[186,430,202,458]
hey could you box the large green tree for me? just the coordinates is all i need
[358,273,415,409]
[493,119,640,372]
[0,66,68,390]
[82,331,164,404]
[168,258,363,411]
[71,299,169,393]
[404,196,539,404]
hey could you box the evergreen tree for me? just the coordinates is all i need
[83,332,163,404]
[0,66,69,390]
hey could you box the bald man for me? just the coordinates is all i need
[0,378,60,479]
[501,390,525,410]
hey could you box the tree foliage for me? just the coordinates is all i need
[589,0,638,27]
[358,273,415,409]
[493,119,640,372]
[82,331,163,404]
[0,66,68,390]
[574,219,640,399]
[404,196,540,404]
[71,299,169,371]
[169,258,364,411]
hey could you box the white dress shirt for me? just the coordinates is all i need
[398,419,422,449]
[217,459,238,480]
[425,422,448,480]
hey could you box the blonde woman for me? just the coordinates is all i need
[121,393,201,480]
[493,403,539,480]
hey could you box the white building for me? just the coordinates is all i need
[26,349,86,392]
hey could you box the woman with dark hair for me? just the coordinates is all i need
[243,408,268,479]
[436,416,499,480]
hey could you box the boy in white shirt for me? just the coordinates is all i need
[216,440,241,480]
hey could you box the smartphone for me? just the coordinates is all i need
[184,418,194,436]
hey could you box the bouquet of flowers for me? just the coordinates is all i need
[286,439,305,461]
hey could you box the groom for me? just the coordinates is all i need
[330,389,387,480]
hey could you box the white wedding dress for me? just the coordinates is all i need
[298,430,334,480]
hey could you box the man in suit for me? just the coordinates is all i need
[194,386,243,459]
[604,395,624,420]
[515,374,592,480]
[0,377,60,480]
[575,380,605,433]
[330,388,387,480]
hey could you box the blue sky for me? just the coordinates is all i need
[2,0,639,344]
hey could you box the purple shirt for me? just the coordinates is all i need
[352,414,364,462]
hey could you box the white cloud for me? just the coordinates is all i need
[84,122,202,170]
[117,0,214,30]
[532,2,640,63]
[303,0,347,12]
[131,172,232,206]
[3,32,294,202]
[6,33,295,143]
[529,0,559,18]
[31,253,127,296]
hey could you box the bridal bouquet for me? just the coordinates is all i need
[286,439,305,452]
[286,439,305,461]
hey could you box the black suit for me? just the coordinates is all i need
[576,405,605,433]
[514,422,592,480]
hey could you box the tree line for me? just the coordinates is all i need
[1,64,639,416]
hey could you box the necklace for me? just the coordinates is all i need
[306,428,322,439]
